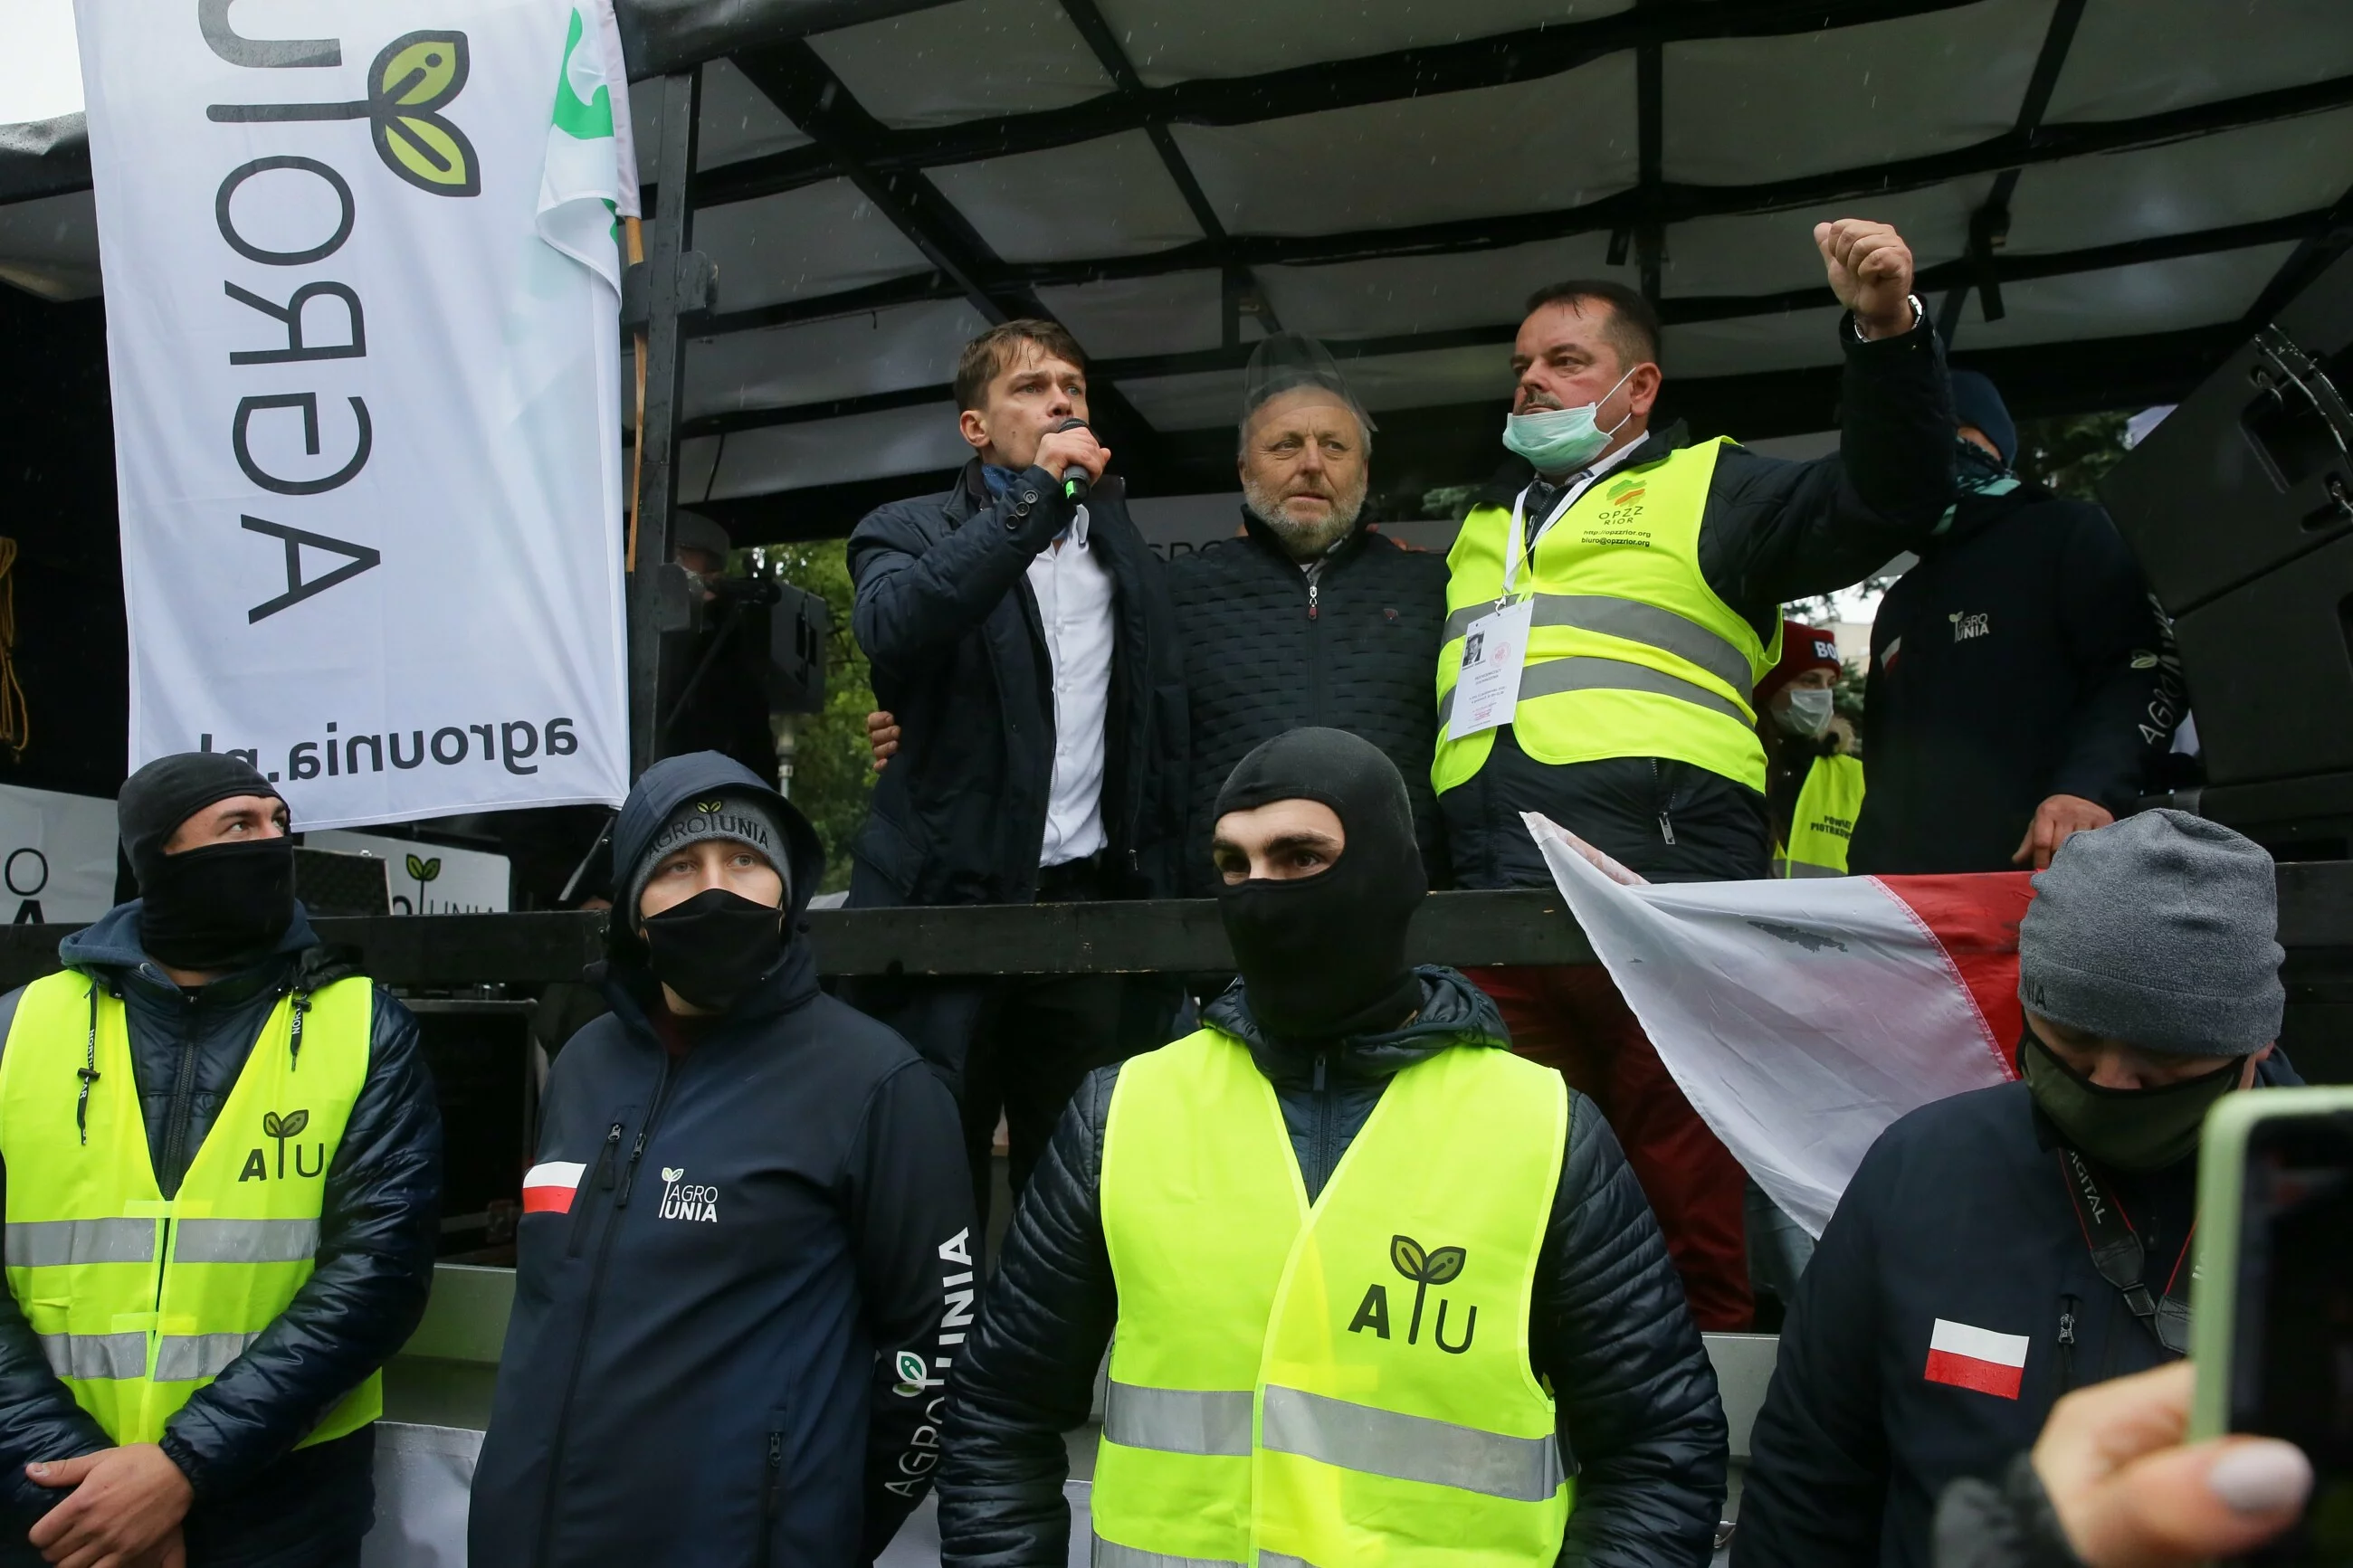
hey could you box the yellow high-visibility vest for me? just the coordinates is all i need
[1435,438,1779,796]
[1777,752,1867,878]
[0,970,380,1447]
[1092,1027,1571,1567]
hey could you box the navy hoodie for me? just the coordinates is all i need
[471,755,974,1568]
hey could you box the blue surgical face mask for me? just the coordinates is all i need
[1502,365,1638,475]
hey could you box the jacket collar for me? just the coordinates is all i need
[1202,965,1510,1088]
[593,932,823,1056]
[62,898,326,1006]
[1235,507,1373,573]
[1475,417,1691,511]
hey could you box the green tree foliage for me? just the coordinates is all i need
[2012,410,2131,502]
[754,540,875,893]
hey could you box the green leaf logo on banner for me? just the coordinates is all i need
[405,854,443,884]
[207,30,481,198]
[369,33,481,196]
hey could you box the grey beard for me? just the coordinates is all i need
[1243,481,1363,561]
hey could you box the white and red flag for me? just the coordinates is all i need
[522,1161,586,1216]
[1925,1318,2032,1399]
[1526,813,2034,1238]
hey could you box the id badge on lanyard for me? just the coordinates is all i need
[1446,482,1571,741]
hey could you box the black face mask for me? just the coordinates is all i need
[139,837,296,974]
[1213,728,1428,1045]
[640,888,786,1013]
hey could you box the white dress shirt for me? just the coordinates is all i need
[1024,507,1114,868]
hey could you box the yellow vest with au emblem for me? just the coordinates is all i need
[0,971,379,1448]
[1435,438,1780,795]
[1092,1028,1570,1567]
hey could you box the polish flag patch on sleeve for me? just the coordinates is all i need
[1925,1318,2031,1399]
[522,1161,587,1215]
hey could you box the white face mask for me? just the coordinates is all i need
[1777,688,1835,738]
[1501,365,1637,475]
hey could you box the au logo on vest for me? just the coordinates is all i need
[1348,1233,1478,1354]
[240,1107,323,1182]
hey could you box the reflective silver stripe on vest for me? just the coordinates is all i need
[173,1218,320,1265]
[1258,1555,1330,1568]
[1787,861,1843,879]
[1443,594,1756,698]
[1439,655,1753,730]
[1090,1535,1243,1568]
[5,1218,155,1268]
[38,1331,147,1381]
[153,1330,261,1382]
[1259,1385,1563,1503]
[1104,1382,1253,1458]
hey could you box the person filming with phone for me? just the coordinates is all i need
[1737,809,2299,1568]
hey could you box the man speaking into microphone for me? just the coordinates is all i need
[845,321,1182,1228]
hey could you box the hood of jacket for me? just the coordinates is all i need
[59,896,338,1003]
[1203,964,1510,1088]
[603,750,829,1028]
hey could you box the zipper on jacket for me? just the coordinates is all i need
[759,1425,786,1568]
[1652,759,1677,847]
[567,1122,624,1259]
[531,1053,683,1568]
[615,1058,677,1210]
[2055,1294,2080,1395]
[155,984,212,1200]
[1310,1051,1332,1199]
[1307,580,1319,622]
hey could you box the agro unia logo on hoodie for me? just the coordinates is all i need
[658,1167,719,1223]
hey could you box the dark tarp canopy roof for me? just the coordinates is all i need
[7,0,2353,536]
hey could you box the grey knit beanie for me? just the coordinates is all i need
[2017,809,2282,1056]
[624,792,792,922]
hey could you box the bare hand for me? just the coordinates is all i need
[26,1446,192,1568]
[1815,218,1917,339]
[2013,794,2114,870]
[866,709,900,773]
[2034,1362,2309,1567]
[1031,427,1109,489]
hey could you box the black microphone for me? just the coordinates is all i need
[1050,415,1092,505]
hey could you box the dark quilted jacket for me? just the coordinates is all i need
[1167,516,1451,893]
[936,966,1729,1568]
[0,902,442,1567]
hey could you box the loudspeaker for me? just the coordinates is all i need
[2102,245,2353,857]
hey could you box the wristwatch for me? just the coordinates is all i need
[1852,294,1926,341]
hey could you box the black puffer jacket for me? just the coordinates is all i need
[0,902,442,1567]
[937,967,1728,1568]
[1443,311,1954,888]
[848,459,1184,906]
[1167,516,1451,892]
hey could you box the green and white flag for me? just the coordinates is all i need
[79,0,634,828]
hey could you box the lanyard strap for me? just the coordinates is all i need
[2056,1148,2194,1355]
[1500,476,1589,600]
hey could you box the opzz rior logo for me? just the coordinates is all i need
[1348,1233,1478,1354]
[209,33,481,197]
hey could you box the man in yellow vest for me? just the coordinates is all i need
[1447,219,1953,1331]
[1758,621,1865,879]
[0,754,441,1568]
[937,728,1728,1567]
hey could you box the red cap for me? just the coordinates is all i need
[1757,621,1843,710]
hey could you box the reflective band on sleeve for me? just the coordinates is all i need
[173,1218,320,1264]
[1439,655,1753,730]
[1443,594,1757,698]
[1103,1382,1253,1457]
[1090,1535,1244,1568]
[5,1218,155,1267]
[38,1331,148,1381]
[1259,1384,1565,1503]
[153,1330,262,1382]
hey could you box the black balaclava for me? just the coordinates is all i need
[118,752,295,973]
[1213,727,1427,1044]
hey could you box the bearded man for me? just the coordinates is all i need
[1164,335,1453,889]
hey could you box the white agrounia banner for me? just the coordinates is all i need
[79,0,635,829]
